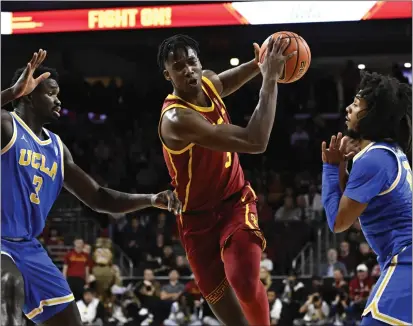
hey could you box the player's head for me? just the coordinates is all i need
[157,34,202,93]
[11,65,61,124]
[345,70,412,154]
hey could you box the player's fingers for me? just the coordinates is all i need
[271,36,282,54]
[322,151,327,163]
[329,135,336,150]
[321,141,327,153]
[266,36,275,55]
[36,49,47,68]
[34,72,51,85]
[336,132,343,150]
[33,49,44,69]
[28,52,38,71]
[279,38,290,54]
[253,42,260,54]
[345,152,355,160]
[285,51,297,61]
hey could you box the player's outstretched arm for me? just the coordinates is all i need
[201,43,261,98]
[162,36,295,154]
[62,143,182,214]
[1,50,50,108]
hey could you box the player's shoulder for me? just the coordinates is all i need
[202,70,223,96]
[355,146,396,168]
[1,109,13,125]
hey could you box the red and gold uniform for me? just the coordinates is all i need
[159,76,266,304]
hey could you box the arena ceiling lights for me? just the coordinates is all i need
[1,1,411,35]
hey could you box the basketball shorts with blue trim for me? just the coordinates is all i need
[361,244,412,325]
[1,238,74,324]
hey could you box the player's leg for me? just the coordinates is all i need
[223,229,270,326]
[38,302,81,326]
[19,240,81,325]
[206,286,248,326]
[1,254,25,326]
[181,215,248,326]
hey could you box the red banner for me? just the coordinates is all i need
[9,4,245,35]
[2,1,411,35]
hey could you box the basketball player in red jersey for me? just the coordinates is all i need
[157,34,295,325]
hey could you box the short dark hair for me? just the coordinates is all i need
[356,70,412,155]
[157,34,200,71]
[10,65,59,107]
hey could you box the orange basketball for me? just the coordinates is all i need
[259,31,311,84]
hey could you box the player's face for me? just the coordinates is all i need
[345,94,368,138]
[164,47,203,93]
[30,79,61,123]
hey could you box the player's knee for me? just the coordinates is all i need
[1,271,25,302]
[228,272,259,303]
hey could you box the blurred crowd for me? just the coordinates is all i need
[23,60,409,326]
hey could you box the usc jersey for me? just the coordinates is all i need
[159,76,245,212]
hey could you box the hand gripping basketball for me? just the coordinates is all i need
[259,36,297,82]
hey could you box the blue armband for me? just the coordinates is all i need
[322,163,342,232]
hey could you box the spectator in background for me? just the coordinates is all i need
[163,293,202,326]
[290,124,310,147]
[338,241,357,276]
[357,242,376,271]
[303,184,323,221]
[63,237,91,301]
[46,228,64,246]
[295,293,330,326]
[349,264,373,319]
[260,251,274,273]
[124,217,145,267]
[156,245,176,276]
[274,196,300,221]
[321,249,348,277]
[175,255,192,277]
[136,268,162,321]
[76,288,106,326]
[160,270,185,303]
[260,267,273,291]
[296,195,310,221]
[267,288,283,326]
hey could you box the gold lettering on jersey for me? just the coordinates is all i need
[18,149,58,180]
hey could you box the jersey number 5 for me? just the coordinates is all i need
[402,161,412,191]
[30,175,43,204]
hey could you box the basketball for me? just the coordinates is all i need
[259,31,311,84]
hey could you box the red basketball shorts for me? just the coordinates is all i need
[176,183,266,304]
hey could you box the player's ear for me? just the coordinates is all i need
[163,70,171,81]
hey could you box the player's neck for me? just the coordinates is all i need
[360,139,372,150]
[15,108,44,138]
[174,87,206,107]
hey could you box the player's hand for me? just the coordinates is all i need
[340,136,360,161]
[11,49,50,99]
[253,42,261,65]
[322,132,357,165]
[151,190,182,215]
[259,36,297,82]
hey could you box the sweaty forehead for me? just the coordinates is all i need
[166,47,197,65]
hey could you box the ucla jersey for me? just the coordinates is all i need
[1,111,64,240]
[352,142,412,266]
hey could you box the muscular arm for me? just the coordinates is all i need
[63,143,154,213]
[203,60,260,98]
[162,79,277,154]
[1,88,17,107]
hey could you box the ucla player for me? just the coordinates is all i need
[1,50,182,326]
[321,71,412,325]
